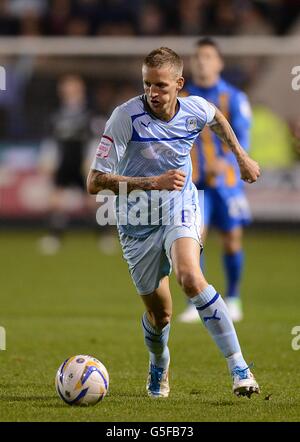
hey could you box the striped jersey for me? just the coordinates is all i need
[183,78,251,192]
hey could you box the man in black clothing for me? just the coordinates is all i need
[39,74,92,254]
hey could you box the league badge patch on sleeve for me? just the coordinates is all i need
[96,135,113,159]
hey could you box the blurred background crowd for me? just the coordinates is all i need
[0,0,300,237]
[0,0,299,37]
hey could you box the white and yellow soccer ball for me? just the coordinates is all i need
[55,355,109,406]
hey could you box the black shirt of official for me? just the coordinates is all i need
[51,105,91,189]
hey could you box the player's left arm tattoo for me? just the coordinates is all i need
[209,107,260,183]
[209,108,245,159]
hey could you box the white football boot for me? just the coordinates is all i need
[225,297,243,322]
[38,235,61,255]
[146,362,170,398]
[232,365,260,398]
[177,304,200,323]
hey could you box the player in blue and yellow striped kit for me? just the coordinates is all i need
[178,38,252,323]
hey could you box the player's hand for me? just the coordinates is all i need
[237,153,260,183]
[156,169,186,191]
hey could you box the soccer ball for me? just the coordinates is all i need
[55,354,109,406]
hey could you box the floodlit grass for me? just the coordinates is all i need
[0,230,299,421]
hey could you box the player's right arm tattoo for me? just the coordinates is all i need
[87,170,158,194]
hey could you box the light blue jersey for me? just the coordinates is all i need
[91,94,215,238]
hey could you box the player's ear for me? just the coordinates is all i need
[177,76,185,92]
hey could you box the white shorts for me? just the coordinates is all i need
[119,208,202,295]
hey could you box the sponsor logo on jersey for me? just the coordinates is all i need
[141,143,179,160]
[96,135,113,159]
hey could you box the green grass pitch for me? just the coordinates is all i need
[0,230,299,422]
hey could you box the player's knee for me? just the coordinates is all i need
[223,237,242,254]
[222,229,242,253]
[149,311,171,330]
[177,269,204,296]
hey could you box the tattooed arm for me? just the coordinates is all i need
[87,169,186,195]
[209,107,260,183]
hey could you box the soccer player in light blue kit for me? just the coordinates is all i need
[179,38,252,323]
[87,48,260,398]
